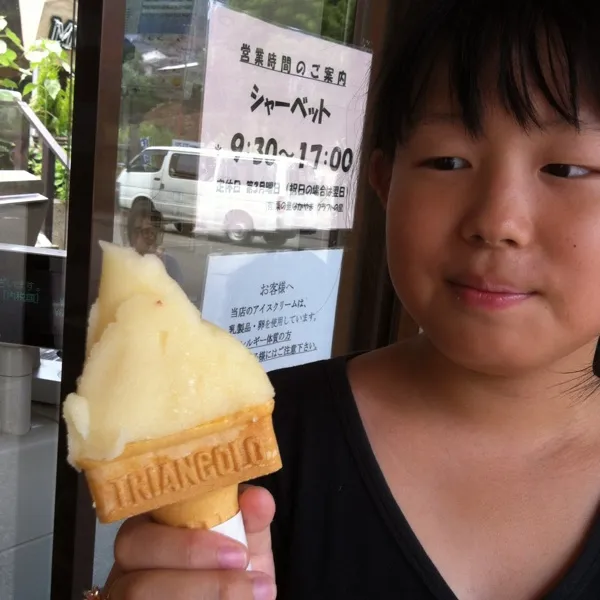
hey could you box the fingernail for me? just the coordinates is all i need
[217,548,247,569]
[252,575,276,600]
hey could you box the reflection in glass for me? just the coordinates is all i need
[96,0,368,582]
[128,148,168,173]
[229,0,357,41]
[111,0,368,312]
[126,198,184,285]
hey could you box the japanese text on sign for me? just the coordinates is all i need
[0,278,41,305]
[240,43,348,87]
[0,277,63,318]
[250,85,332,124]
[201,249,344,371]
[200,4,372,231]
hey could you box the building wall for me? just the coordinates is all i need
[17,0,75,49]
[38,0,76,50]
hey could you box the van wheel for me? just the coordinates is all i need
[175,222,194,236]
[225,211,253,244]
[263,232,290,248]
[132,197,154,210]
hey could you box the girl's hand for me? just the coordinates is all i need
[105,485,276,599]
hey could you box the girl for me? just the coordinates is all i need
[101,1,600,598]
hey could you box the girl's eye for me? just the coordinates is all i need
[421,157,469,170]
[541,164,591,178]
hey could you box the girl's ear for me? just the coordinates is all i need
[369,150,393,209]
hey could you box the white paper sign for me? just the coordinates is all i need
[199,4,372,231]
[201,249,344,371]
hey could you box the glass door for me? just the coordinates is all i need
[51,0,391,596]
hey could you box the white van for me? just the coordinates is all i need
[116,146,322,245]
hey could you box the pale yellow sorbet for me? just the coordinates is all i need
[63,242,274,465]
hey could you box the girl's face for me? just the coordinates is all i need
[377,88,600,376]
[132,217,159,255]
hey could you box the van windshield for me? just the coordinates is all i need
[129,149,168,173]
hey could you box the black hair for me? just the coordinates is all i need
[369,0,600,159]
[367,0,600,381]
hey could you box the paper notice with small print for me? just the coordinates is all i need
[201,249,344,371]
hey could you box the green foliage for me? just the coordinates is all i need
[25,39,73,136]
[0,17,24,91]
[0,16,22,67]
[118,121,175,147]
[121,55,165,122]
[138,122,175,146]
[55,76,73,136]
[228,0,356,42]
[28,142,69,202]
[322,0,356,42]
[0,20,73,137]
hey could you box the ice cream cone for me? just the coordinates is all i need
[78,402,281,526]
[152,485,240,529]
[63,243,282,543]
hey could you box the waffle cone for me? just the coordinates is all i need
[152,485,240,529]
[78,401,281,524]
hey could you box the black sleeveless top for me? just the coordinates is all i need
[253,356,600,600]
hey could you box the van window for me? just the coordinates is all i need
[128,150,167,173]
[169,153,217,181]
[170,153,200,180]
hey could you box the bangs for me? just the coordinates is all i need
[371,1,600,154]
